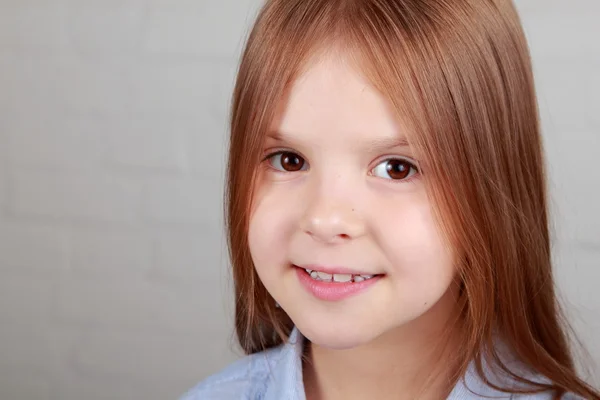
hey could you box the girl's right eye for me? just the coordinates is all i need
[266,151,308,172]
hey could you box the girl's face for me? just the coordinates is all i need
[248,54,458,349]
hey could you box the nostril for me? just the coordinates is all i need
[306,231,351,243]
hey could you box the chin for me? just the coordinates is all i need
[294,316,384,350]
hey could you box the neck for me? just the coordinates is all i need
[303,289,463,400]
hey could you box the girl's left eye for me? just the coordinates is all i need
[370,158,418,181]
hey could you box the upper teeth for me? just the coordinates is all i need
[305,269,376,282]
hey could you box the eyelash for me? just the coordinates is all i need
[261,149,420,183]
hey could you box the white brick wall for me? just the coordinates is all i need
[0,1,597,399]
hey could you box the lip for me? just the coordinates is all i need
[294,264,376,276]
[294,266,383,301]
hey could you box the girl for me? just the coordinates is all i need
[182,0,600,399]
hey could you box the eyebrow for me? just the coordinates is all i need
[266,130,411,152]
[265,130,290,143]
[365,137,411,153]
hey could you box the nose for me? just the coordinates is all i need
[300,185,365,245]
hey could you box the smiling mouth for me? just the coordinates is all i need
[293,264,383,283]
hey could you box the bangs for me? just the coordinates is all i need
[233,0,450,188]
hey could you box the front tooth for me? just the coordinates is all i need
[316,272,332,281]
[333,273,353,283]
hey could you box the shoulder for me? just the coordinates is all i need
[501,369,585,400]
[178,346,283,400]
[511,391,585,399]
[507,369,586,400]
[454,351,585,400]
[494,370,585,400]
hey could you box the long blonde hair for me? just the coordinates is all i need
[224,0,599,398]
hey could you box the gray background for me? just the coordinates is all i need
[0,0,598,399]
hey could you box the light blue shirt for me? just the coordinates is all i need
[180,327,579,399]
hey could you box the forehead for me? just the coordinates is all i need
[274,54,402,143]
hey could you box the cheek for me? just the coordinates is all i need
[377,193,455,282]
[248,183,298,275]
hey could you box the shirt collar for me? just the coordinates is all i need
[263,326,306,400]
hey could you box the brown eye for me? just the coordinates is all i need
[371,158,417,180]
[268,151,307,172]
